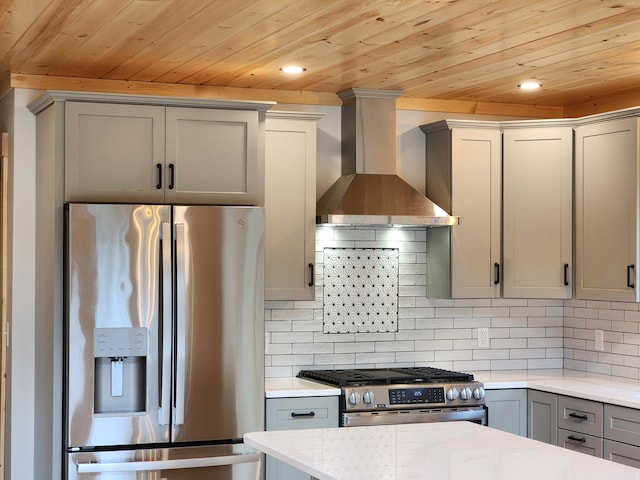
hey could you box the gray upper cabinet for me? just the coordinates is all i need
[502,124,573,299]
[575,116,639,301]
[164,107,261,205]
[60,93,274,205]
[66,101,166,203]
[264,111,322,300]
[423,120,574,300]
[422,121,502,298]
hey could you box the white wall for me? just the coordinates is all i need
[0,88,38,479]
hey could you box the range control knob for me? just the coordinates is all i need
[473,386,486,400]
[348,392,361,405]
[446,387,459,401]
[362,391,375,405]
[460,387,472,400]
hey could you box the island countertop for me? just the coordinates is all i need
[245,422,640,480]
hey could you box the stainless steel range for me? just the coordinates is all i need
[297,367,486,427]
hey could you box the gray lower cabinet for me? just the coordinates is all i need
[485,389,527,436]
[556,395,603,458]
[603,404,640,467]
[265,396,339,480]
[528,390,557,445]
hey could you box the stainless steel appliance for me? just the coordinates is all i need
[64,203,264,480]
[297,367,486,427]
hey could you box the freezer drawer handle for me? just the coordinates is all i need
[76,453,259,473]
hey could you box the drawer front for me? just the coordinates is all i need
[604,404,640,447]
[604,439,640,468]
[557,428,603,457]
[558,396,603,436]
[266,396,339,431]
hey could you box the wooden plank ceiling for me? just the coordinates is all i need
[2,0,640,114]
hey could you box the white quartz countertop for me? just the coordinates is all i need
[475,369,640,409]
[265,378,341,398]
[245,422,640,480]
[266,369,640,409]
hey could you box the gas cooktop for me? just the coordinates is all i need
[297,367,475,387]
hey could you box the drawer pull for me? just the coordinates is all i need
[291,411,315,418]
[567,434,586,443]
[569,412,588,421]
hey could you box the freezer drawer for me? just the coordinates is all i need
[68,444,261,480]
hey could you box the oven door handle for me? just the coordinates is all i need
[343,408,486,427]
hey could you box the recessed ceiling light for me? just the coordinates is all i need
[280,65,306,74]
[518,81,542,90]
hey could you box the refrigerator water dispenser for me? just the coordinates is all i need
[93,327,147,414]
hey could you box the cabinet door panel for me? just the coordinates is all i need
[264,117,317,300]
[575,118,638,301]
[485,389,527,436]
[604,439,640,468]
[165,107,259,204]
[528,389,558,445]
[66,102,165,203]
[557,428,603,457]
[503,127,572,298]
[450,129,501,298]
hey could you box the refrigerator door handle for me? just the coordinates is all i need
[174,222,187,426]
[76,453,260,473]
[159,221,172,426]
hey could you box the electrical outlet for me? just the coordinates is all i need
[478,328,489,348]
[595,329,604,351]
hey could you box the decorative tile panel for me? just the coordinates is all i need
[323,247,399,334]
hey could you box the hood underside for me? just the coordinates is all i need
[316,88,458,226]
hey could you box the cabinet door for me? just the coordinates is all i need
[502,127,572,298]
[604,439,640,468]
[484,389,527,436]
[575,117,639,301]
[450,128,502,298]
[558,396,603,437]
[65,102,165,203]
[528,389,558,445]
[266,397,338,480]
[558,428,603,457]
[165,107,260,204]
[264,115,317,300]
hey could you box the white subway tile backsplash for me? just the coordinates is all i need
[263,225,640,381]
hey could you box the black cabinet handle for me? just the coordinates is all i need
[569,412,588,421]
[156,163,163,189]
[291,411,315,418]
[308,263,314,287]
[494,263,500,285]
[628,264,635,289]
[567,434,586,443]
[564,263,569,286]
[168,163,175,190]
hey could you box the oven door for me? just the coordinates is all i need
[342,406,486,427]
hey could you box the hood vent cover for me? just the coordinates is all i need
[316,88,458,226]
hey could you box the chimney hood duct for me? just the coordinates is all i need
[316,88,458,226]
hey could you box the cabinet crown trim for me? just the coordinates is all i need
[28,90,276,114]
[266,110,325,121]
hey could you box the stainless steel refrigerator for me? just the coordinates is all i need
[64,203,264,480]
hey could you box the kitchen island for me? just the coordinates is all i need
[245,422,640,480]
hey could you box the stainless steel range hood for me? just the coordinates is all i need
[316,88,458,226]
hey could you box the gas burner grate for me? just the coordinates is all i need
[297,367,475,387]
